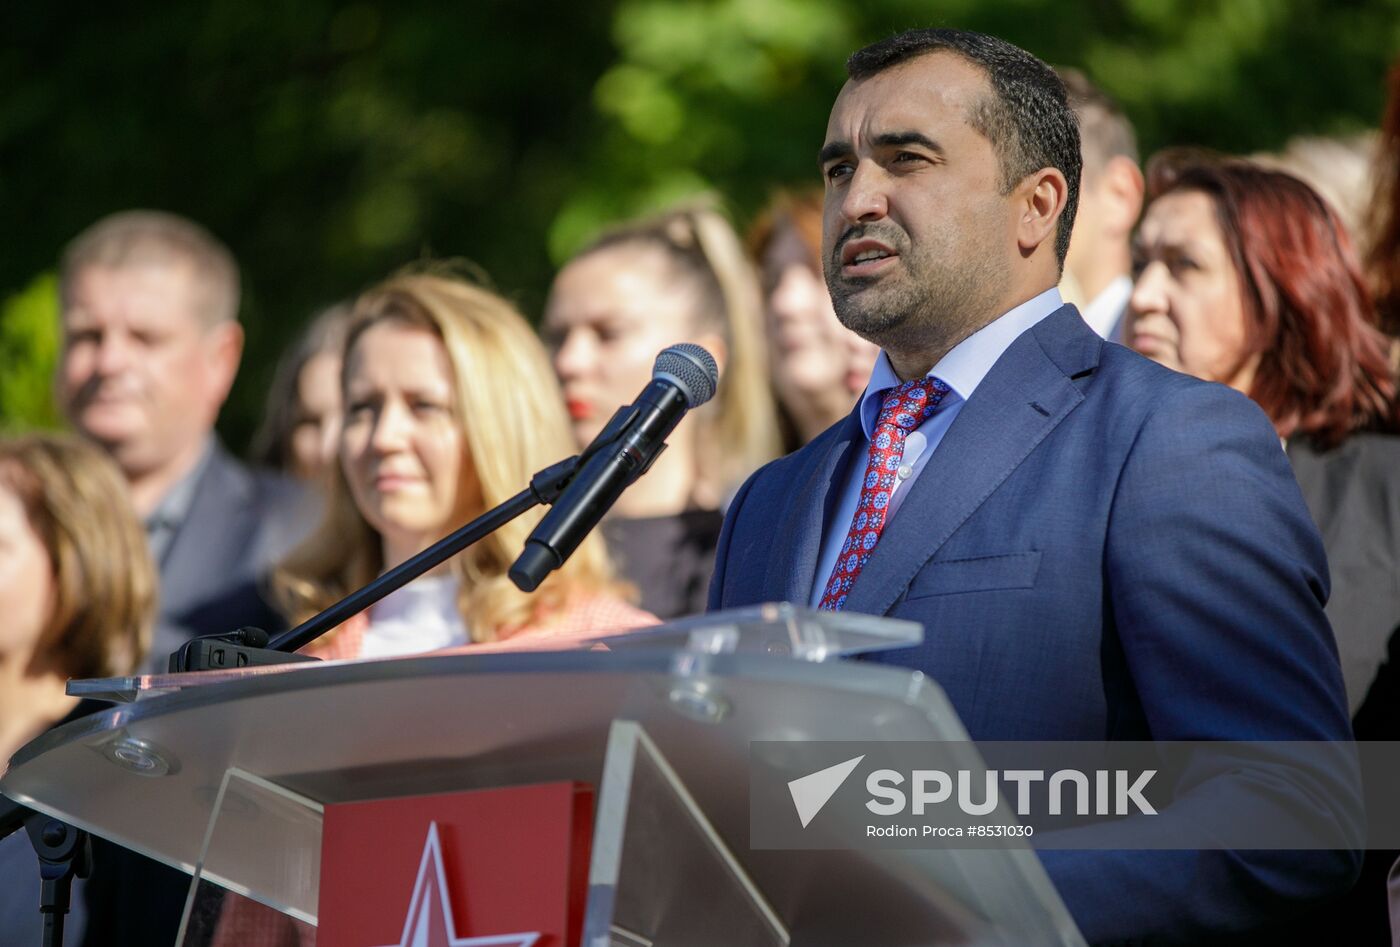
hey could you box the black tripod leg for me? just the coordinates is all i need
[24,814,91,947]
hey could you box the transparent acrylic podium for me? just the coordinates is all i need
[1,605,1085,947]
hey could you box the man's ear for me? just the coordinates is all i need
[205,320,245,406]
[1101,156,1146,237]
[1017,167,1070,258]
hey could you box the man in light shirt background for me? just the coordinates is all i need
[1058,67,1144,342]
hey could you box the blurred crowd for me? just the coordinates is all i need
[4,56,1400,946]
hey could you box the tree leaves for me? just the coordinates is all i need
[1,0,1395,442]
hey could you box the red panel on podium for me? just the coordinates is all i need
[317,782,594,947]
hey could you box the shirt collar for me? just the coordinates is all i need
[857,287,1064,438]
[144,438,215,533]
[1080,275,1133,340]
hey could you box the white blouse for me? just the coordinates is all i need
[360,574,470,658]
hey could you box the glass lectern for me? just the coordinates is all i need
[1,605,1084,946]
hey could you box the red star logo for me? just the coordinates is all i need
[372,822,541,947]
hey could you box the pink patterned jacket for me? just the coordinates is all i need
[303,593,658,662]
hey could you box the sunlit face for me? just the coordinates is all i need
[289,352,343,482]
[820,52,1017,352]
[0,483,54,665]
[762,224,878,402]
[1127,190,1257,393]
[545,244,701,446]
[59,263,241,477]
[340,323,474,562]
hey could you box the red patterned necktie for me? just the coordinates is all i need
[818,376,951,611]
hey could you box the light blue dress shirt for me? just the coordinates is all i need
[809,287,1065,606]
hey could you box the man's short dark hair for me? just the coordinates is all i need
[847,28,1081,264]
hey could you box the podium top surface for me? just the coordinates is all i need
[65,603,924,703]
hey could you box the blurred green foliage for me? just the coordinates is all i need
[2,0,1398,446]
[0,274,63,434]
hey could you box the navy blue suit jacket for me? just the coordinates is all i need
[709,305,1360,944]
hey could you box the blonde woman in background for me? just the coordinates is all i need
[277,269,653,661]
[544,204,781,619]
[0,434,155,945]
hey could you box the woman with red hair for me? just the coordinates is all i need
[1129,152,1400,713]
[1131,154,1396,446]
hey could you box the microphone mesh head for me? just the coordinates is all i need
[653,344,720,406]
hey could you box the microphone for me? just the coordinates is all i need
[509,343,719,592]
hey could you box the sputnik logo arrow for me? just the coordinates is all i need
[787,755,864,828]
[372,822,541,947]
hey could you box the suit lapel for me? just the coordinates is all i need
[762,411,865,603]
[842,305,1098,616]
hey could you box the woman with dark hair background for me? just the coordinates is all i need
[250,302,352,483]
[1367,59,1400,337]
[1129,152,1400,943]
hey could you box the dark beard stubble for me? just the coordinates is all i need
[826,225,1010,368]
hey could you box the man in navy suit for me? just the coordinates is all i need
[709,29,1359,944]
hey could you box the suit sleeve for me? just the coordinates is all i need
[1041,383,1363,945]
